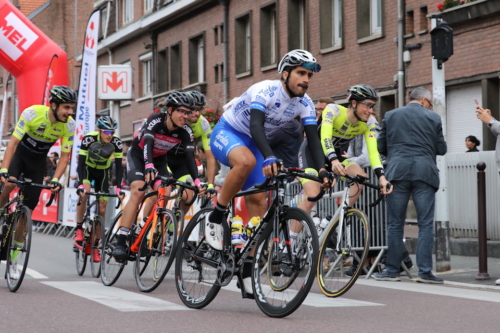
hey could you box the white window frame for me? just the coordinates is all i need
[245,20,251,72]
[144,0,154,13]
[370,0,382,35]
[197,38,205,83]
[123,0,133,24]
[332,0,342,47]
[140,52,152,96]
[298,0,306,49]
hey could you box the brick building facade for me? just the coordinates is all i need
[1,0,499,153]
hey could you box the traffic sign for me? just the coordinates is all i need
[97,65,132,100]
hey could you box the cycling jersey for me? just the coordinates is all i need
[78,131,123,169]
[222,80,317,137]
[320,104,383,171]
[13,105,75,155]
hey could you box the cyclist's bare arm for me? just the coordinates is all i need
[0,136,21,180]
[205,149,217,185]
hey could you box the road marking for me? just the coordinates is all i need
[42,281,191,312]
[0,262,48,279]
[356,279,500,302]
[223,280,383,307]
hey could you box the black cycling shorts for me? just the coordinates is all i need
[9,147,46,210]
[126,146,170,184]
[166,151,191,180]
[82,166,109,193]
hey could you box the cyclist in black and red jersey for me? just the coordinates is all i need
[112,91,205,260]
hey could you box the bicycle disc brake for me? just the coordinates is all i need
[216,252,235,286]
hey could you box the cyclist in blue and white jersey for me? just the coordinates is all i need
[207,49,330,296]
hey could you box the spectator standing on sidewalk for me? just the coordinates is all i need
[475,103,500,286]
[315,97,334,121]
[374,87,447,283]
[465,135,480,152]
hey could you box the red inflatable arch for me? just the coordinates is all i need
[0,0,69,113]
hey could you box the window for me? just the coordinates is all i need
[213,26,219,46]
[144,0,154,13]
[170,43,182,90]
[220,24,224,44]
[319,0,343,51]
[157,48,168,93]
[356,0,383,42]
[140,52,152,96]
[419,6,428,33]
[288,0,307,50]
[189,34,205,84]
[260,3,278,69]
[406,10,414,37]
[235,12,252,76]
[99,5,108,39]
[122,0,133,24]
[214,64,219,84]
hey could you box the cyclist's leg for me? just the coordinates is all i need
[167,154,192,214]
[0,151,24,207]
[93,168,109,245]
[344,160,367,206]
[75,166,92,242]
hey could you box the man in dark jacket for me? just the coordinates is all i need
[265,119,303,167]
[374,87,447,283]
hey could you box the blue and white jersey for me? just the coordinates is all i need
[222,80,317,137]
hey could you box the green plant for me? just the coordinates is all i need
[436,0,477,12]
[202,109,220,129]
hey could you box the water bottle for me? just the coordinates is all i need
[320,216,331,229]
[231,215,247,246]
[245,216,261,238]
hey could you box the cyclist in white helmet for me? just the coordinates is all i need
[207,49,330,297]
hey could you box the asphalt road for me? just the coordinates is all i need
[1,232,499,333]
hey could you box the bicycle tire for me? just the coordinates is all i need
[175,207,221,309]
[253,207,318,318]
[75,227,88,276]
[317,208,369,297]
[6,206,33,292]
[90,216,104,279]
[135,210,177,292]
[101,210,125,286]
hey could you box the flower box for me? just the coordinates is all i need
[437,0,500,25]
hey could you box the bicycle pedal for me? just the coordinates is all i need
[72,246,79,253]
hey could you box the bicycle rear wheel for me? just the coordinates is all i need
[175,207,221,309]
[90,216,104,278]
[75,239,88,276]
[253,207,318,318]
[135,210,177,292]
[317,209,369,297]
[6,206,33,292]
[101,210,125,286]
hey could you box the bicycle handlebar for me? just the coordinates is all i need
[77,191,123,209]
[342,174,386,207]
[157,175,199,207]
[8,178,56,207]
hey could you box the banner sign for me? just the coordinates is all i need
[9,188,58,223]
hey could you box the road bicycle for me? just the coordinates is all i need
[101,176,198,292]
[175,167,323,318]
[0,178,55,292]
[316,173,384,297]
[73,191,121,278]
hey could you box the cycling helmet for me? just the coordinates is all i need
[96,116,118,130]
[347,84,379,102]
[49,85,78,104]
[166,91,195,109]
[278,49,321,73]
[187,90,206,107]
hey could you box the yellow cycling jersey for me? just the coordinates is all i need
[190,115,212,151]
[13,105,75,155]
[320,104,382,169]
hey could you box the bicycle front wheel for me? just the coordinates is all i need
[175,207,221,309]
[6,206,33,292]
[90,216,104,279]
[75,238,88,276]
[317,208,369,297]
[253,207,319,318]
[101,210,125,286]
[135,210,177,292]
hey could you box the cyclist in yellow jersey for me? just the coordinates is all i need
[166,90,217,214]
[298,84,392,221]
[0,85,76,279]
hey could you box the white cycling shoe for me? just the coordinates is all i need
[9,260,20,280]
[204,215,223,251]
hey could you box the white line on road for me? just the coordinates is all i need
[42,281,191,312]
[223,280,383,307]
[356,279,500,302]
[0,262,48,279]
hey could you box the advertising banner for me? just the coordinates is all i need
[9,188,58,223]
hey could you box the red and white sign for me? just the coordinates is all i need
[9,188,58,224]
[0,10,39,61]
[98,65,132,100]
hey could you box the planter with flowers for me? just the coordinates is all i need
[202,109,220,129]
[435,0,500,25]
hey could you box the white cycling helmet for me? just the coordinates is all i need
[278,49,321,73]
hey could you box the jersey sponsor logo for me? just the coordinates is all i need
[0,11,39,61]
[82,136,95,146]
[135,172,144,176]
[206,132,211,139]
[35,123,47,134]
[368,132,375,138]
[172,133,178,138]
[112,137,123,150]
[53,127,61,132]
[340,124,348,132]
[283,110,294,117]
[18,119,25,129]
[67,119,76,133]
[27,137,37,147]
[14,129,23,137]
[22,108,36,122]
[50,133,59,138]
[147,117,162,131]
[68,135,74,141]
[200,118,211,133]
[325,111,334,120]
[213,141,223,151]
[215,132,229,146]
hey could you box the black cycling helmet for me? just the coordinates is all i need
[166,91,195,109]
[49,85,78,104]
[96,116,118,130]
[347,84,379,102]
[187,90,206,107]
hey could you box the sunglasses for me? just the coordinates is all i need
[102,130,115,135]
[175,108,193,116]
[425,98,433,110]
[302,62,321,73]
[193,107,204,112]
[358,101,376,110]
